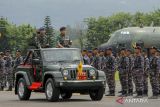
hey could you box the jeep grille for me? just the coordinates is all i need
[68,69,90,80]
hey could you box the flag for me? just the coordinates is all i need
[77,61,83,73]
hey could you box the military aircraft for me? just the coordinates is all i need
[99,27,160,54]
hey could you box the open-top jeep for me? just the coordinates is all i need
[15,48,106,102]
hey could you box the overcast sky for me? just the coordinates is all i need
[0,0,159,29]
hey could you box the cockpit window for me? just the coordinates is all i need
[107,31,132,44]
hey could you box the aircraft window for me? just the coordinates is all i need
[120,31,130,35]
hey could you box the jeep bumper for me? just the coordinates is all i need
[55,80,106,90]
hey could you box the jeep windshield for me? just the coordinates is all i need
[42,49,82,63]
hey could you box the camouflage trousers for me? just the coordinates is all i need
[104,69,115,92]
[119,69,128,92]
[5,68,13,87]
[143,69,149,91]
[159,71,160,92]
[0,70,5,87]
[149,69,159,94]
[128,69,133,91]
[132,69,144,92]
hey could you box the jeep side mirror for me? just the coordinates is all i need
[33,59,41,65]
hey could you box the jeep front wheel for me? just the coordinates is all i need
[45,78,60,102]
[17,78,31,100]
[89,87,105,101]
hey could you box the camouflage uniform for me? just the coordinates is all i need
[149,55,160,96]
[88,56,93,65]
[35,35,48,48]
[56,35,65,47]
[132,55,144,96]
[83,55,90,65]
[158,56,160,95]
[4,56,13,87]
[91,55,99,69]
[98,55,106,70]
[116,56,123,93]
[0,58,5,90]
[13,56,23,75]
[104,55,116,95]
[128,55,134,95]
[56,35,71,48]
[143,56,150,95]
[118,56,129,95]
[14,56,23,68]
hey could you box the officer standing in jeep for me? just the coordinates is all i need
[149,46,160,99]
[35,27,49,48]
[56,27,72,48]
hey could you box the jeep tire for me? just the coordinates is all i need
[45,78,60,102]
[89,87,104,101]
[17,78,31,100]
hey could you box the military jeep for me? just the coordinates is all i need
[15,48,106,102]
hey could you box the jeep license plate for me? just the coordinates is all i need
[77,72,87,80]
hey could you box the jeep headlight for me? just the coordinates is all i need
[89,69,96,76]
[63,70,69,76]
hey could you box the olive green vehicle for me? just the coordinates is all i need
[15,48,106,102]
[99,27,160,53]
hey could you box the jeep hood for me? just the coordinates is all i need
[44,64,93,71]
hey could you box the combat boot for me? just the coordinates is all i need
[133,90,137,94]
[128,89,133,96]
[134,91,143,98]
[119,91,127,97]
[6,86,12,91]
[118,90,122,93]
[105,90,115,96]
[149,93,159,99]
[143,90,148,97]
[0,86,4,91]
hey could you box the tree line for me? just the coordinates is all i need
[0,16,55,54]
[0,9,160,52]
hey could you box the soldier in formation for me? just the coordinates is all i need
[82,49,90,65]
[4,50,13,91]
[118,48,129,97]
[81,46,160,98]
[132,46,144,98]
[0,52,5,91]
[143,51,150,96]
[126,49,134,96]
[0,50,24,91]
[104,48,116,96]
[149,47,160,99]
